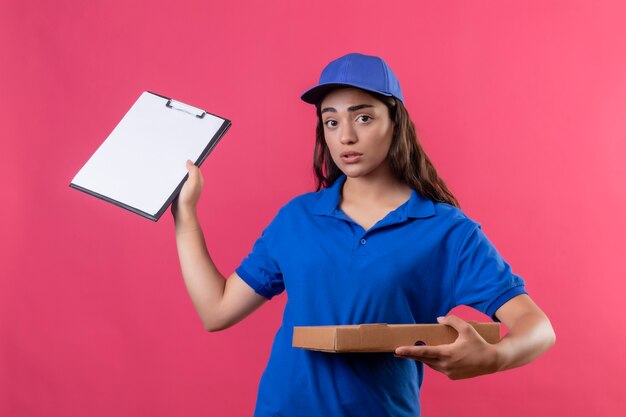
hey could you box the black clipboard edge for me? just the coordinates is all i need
[69,182,159,221]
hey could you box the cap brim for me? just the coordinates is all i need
[300,82,392,105]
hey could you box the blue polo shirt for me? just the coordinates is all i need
[236,174,527,417]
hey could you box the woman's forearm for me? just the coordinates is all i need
[495,312,556,372]
[174,207,227,331]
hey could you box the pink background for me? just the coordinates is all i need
[2,1,625,416]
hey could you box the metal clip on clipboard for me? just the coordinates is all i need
[166,98,206,119]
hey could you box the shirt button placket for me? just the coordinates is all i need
[354,233,368,255]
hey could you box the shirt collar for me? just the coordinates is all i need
[312,174,436,219]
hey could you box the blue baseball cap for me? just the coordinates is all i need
[301,53,404,105]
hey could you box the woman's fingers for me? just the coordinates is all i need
[185,160,204,187]
[186,159,196,178]
[175,160,204,211]
[395,345,446,359]
[185,160,197,183]
[437,315,475,339]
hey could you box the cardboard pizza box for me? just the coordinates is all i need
[292,322,500,353]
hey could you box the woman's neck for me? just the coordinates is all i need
[341,169,411,208]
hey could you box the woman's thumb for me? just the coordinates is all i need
[186,160,196,174]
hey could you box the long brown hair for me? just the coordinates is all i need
[313,90,461,208]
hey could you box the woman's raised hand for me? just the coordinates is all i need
[172,160,204,219]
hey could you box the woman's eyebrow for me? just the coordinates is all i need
[321,104,375,114]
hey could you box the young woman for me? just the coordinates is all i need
[172,53,556,417]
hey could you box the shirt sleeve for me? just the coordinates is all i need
[453,222,528,321]
[235,212,285,300]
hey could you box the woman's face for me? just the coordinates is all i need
[320,87,394,180]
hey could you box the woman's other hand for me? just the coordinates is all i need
[394,315,500,380]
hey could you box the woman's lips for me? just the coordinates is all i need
[340,151,363,164]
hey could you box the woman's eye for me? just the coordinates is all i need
[358,115,371,123]
[325,120,337,128]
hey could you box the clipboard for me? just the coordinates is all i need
[70,91,231,221]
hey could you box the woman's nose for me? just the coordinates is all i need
[339,124,357,144]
